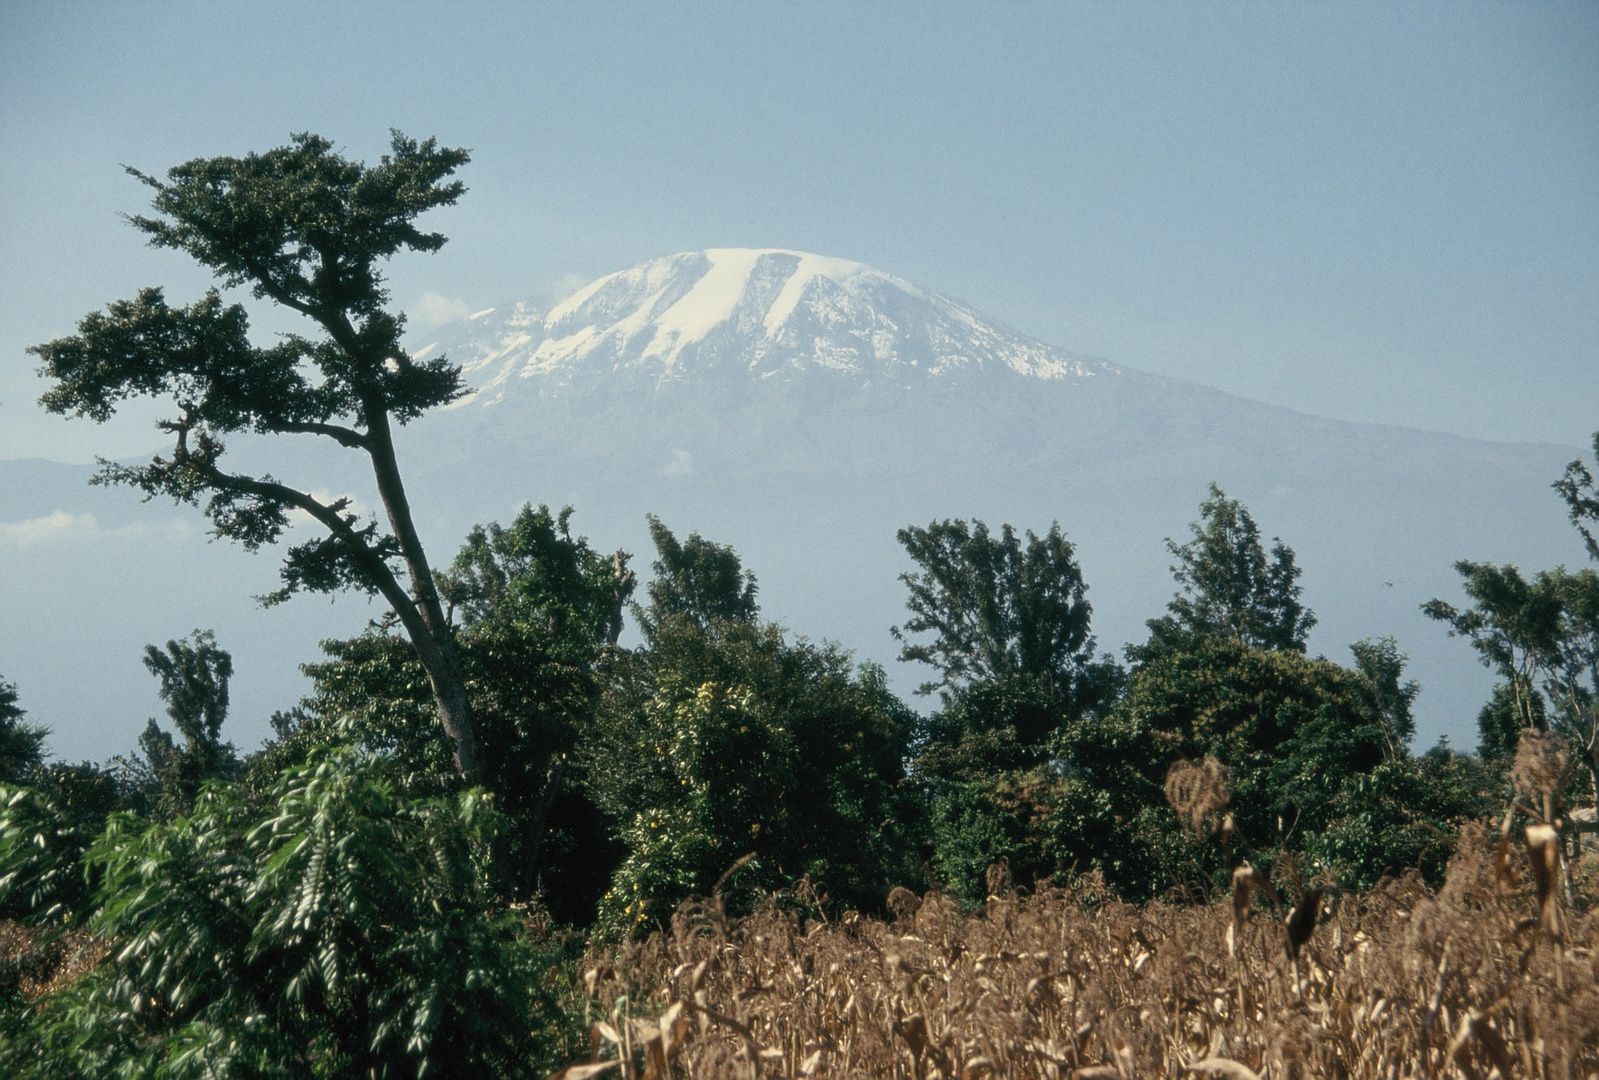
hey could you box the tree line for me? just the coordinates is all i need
[2,131,1594,1077]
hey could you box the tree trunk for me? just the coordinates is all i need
[357,386,482,784]
[419,633,481,784]
[522,754,569,897]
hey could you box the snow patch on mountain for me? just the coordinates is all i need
[418,249,1112,407]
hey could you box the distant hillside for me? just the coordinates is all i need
[1,250,1584,759]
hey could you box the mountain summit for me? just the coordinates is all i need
[419,249,1108,405]
[2,250,1575,760]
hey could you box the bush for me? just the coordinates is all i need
[2,751,577,1078]
[585,620,920,936]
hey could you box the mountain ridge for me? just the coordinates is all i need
[417,248,1113,407]
[0,250,1584,762]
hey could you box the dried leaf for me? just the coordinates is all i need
[1183,1058,1260,1080]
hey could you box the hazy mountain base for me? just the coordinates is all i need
[403,363,1579,747]
[0,364,1579,762]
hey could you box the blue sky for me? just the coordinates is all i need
[2,0,1595,460]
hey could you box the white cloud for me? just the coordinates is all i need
[664,449,694,477]
[0,511,194,549]
[412,292,473,329]
[0,511,96,548]
[549,271,591,299]
[286,490,371,528]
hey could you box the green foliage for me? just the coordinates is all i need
[638,515,758,635]
[1554,429,1599,562]
[1304,746,1494,890]
[3,752,570,1079]
[265,505,630,920]
[1477,679,1545,760]
[895,519,1100,701]
[29,133,468,594]
[440,503,632,652]
[913,675,1054,781]
[585,617,919,937]
[1425,433,1599,806]
[289,623,616,921]
[981,636,1397,900]
[1121,636,1384,842]
[28,130,484,780]
[1434,432,1599,809]
[0,784,100,924]
[895,519,1122,779]
[1141,484,1315,656]
[1424,562,1562,731]
[1426,562,1599,799]
[1538,567,1599,738]
[0,679,47,785]
[0,758,131,928]
[1349,636,1420,754]
[127,631,239,816]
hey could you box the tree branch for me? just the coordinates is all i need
[275,420,369,449]
[181,453,416,631]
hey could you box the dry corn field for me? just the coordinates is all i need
[561,824,1599,1080]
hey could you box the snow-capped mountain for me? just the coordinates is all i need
[379,250,1580,752]
[416,249,1108,405]
[2,250,1584,761]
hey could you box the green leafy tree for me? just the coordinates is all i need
[1071,638,1385,882]
[1349,636,1420,756]
[1427,432,1599,803]
[1554,429,1599,562]
[1475,679,1545,761]
[894,519,1121,774]
[937,634,1444,902]
[1141,484,1315,656]
[1303,744,1494,890]
[637,515,757,636]
[127,630,237,815]
[0,680,47,784]
[29,132,484,781]
[441,503,633,653]
[0,784,100,924]
[4,752,567,1078]
[586,623,918,936]
[0,758,151,932]
[1538,567,1599,805]
[263,506,631,919]
[895,519,1099,702]
[586,526,917,935]
[1423,562,1562,737]
[1421,561,1599,798]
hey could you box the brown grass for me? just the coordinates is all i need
[0,920,107,1001]
[1164,757,1233,839]
[564,821,1599,1079]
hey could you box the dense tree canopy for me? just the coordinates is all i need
[637,514,757,636]
[895,519,1096,699]
[1349,636,1420,755]
[1142,484,1315,656]
[895,519,1121,777]
[264,505,628,920]
[440,503,633,653]
[586,522,918,934]
[0,680,46,786]
[127,630,237,816]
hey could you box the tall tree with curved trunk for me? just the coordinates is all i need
[29,132,482,781]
